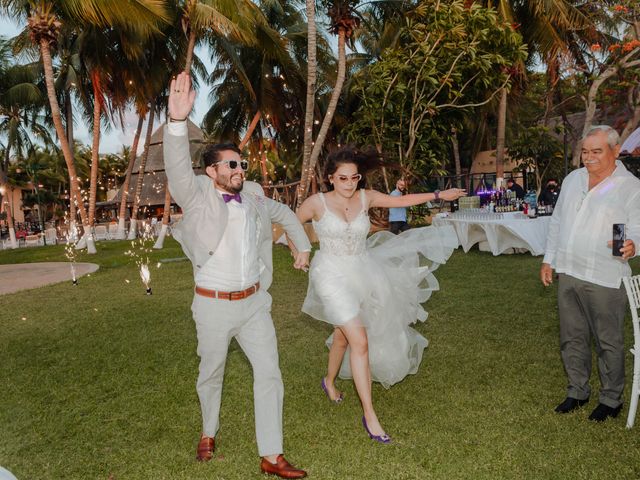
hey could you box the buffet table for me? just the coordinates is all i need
[432,211,552,256]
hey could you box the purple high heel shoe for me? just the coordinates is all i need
[362,416,392,444]
[321,378,344,404]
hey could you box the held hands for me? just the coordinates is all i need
[293,251,310,272]
[439,188,467,201]
[168,72,196,121]
[540,263,553,286]
[607,239,636,260]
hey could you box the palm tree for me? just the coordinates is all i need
[127,101,157,240]
[1,0,171,253]
[469,0,600,183]
[297,0,360,204]
[180,0,261,71]
[115,113,145,239]
[0,39,50,247]
[202,0,311,186]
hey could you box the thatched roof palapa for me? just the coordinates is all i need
[107,120,205,207]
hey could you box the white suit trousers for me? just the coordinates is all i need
[191,289,284,456]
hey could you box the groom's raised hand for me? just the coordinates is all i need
[168,72,196,121]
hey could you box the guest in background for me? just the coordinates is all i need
[539,178,560,207]
[506,178,525,199]
[389,178,409,234]
[541,125,640,422]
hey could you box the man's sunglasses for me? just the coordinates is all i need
[216,159,249,171]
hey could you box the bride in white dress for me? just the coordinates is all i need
[294,147,466,443]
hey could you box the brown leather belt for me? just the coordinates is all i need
[195,282,260,301]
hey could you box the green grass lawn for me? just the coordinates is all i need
[1,239,639,479]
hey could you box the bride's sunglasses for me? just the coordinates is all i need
[217,159,249,171]
[333,174,362,183]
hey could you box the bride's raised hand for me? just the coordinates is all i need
[439,188,467,201]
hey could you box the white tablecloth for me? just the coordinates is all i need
[432,213,551,256]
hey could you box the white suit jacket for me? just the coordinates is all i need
[163,125,311,289]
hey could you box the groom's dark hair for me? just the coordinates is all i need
[202,143,242,168]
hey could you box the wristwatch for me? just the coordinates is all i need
[434,190,441,201]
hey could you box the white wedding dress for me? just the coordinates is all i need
[302,190,458,388]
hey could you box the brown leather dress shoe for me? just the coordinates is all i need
[196,435,215,462]
[260,455,307,479]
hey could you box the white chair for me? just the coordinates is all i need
[108,223,119,239]
[622,275,640,428]
[94,225,109,241]
[44,228,57,245]
[24,234,44,247]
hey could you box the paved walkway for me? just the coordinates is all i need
[0,262,99,295]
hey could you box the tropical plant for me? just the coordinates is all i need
[0,0,171,253]
[0,37,50,247]
[346,0,526,179]
[570,1,640,165]
[297,0,361,205]
[508,125,565,193]
[202,0,313,185]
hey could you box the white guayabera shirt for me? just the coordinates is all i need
[543,160,640,288]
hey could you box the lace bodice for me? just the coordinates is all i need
[312,190,370,256]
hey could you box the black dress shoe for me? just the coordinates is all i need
[554,397,589,413]
[588,403,622,422]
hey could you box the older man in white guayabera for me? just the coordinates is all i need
[541,125,640,422]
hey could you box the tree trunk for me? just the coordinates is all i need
[572,47,640,166]
[300,28,347,203]
[128,104,155,240]
[88,73,102,226]
[0,161,17,249]
[39,39,94,253]
[65,94,74,148]
[64,93,77,232]
[573,71,614,167]
[258,132,269,186]
[185,29,196,72]
[116,113,145,239]
[452,128,462,188]
[495,88,507,189]
[621,85,640,143]
[543,55,559,126]
[296,0,318,208]
[239,111,261,149]
[154,183,171,249]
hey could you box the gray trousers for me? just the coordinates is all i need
[191,289,283,456]
[558,273,627,407]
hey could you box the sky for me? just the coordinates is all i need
[0,15,213,155]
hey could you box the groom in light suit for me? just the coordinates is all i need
[164,72,310,479]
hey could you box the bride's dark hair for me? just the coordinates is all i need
[324,146,381,191]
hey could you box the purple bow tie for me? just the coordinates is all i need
[222,193,242,204]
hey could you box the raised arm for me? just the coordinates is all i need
[367,188,466,209]
[164,72,199,211]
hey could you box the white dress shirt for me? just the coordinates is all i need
[168,119,260,290]
[543,160,640,288]
[196,190,260,290]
